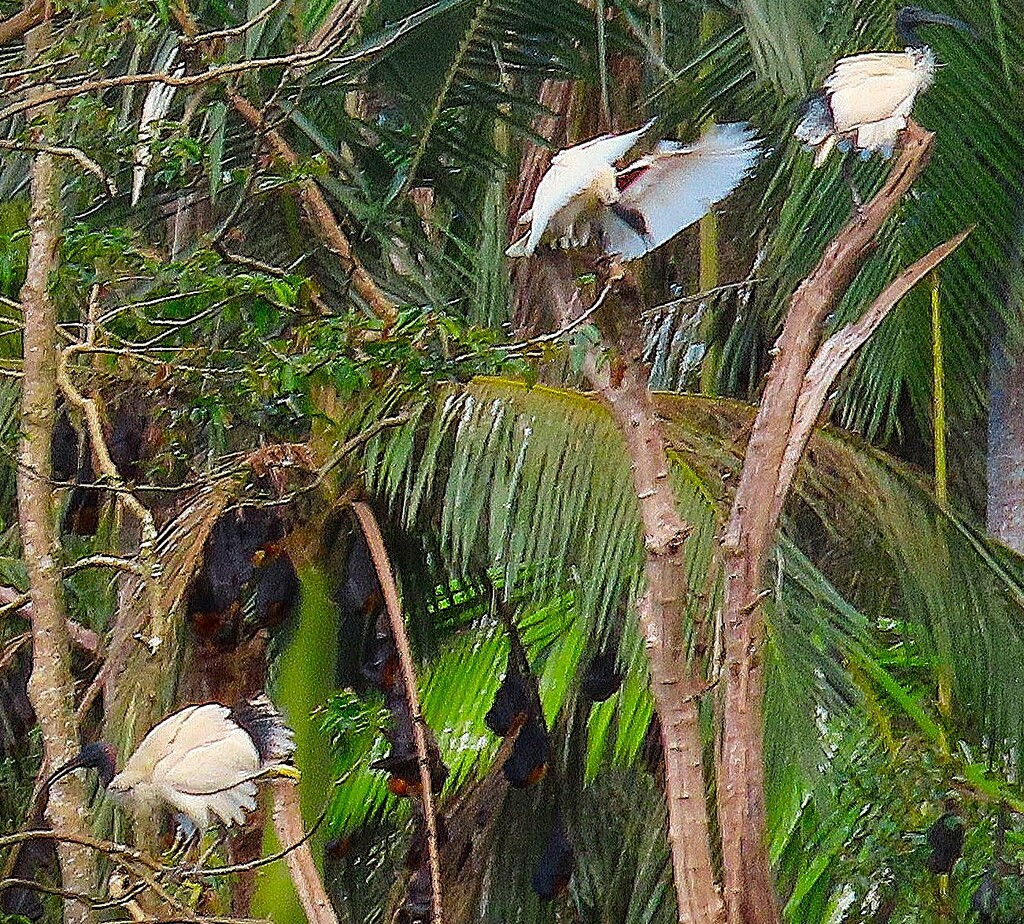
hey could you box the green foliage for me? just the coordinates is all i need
[3,1,1024,922]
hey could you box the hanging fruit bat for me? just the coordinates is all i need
[531,816,575,901]
[926,805,965,875]
[502,714,549,789]
[485,669,531,737]
[580,650,622,702]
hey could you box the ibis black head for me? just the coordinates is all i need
[46,741,117,790]
[897,7,975,47]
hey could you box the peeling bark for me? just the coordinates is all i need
[17,21,94,924]
[718,123,942,924]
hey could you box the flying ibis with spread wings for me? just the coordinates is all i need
[48,695,297,851]
[795,6,973,168]
[506,120,760,261]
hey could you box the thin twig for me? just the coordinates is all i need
[0,52,75,80]
[0,828,196,919]
[0,876,147,910]
[181,0,282,46]
[57,286,162,654]
[490,279,615,359]
[352,502,443,924]
[63,553,146,577]
[0,139,116,195]
[0,591,31,619]
[640,278,761,319]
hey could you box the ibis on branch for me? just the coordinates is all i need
[506,120,759,261]
[795,6,973,168]
[48,695,297,847]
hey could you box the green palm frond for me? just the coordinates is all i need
[652,1,1024,455]
[365,378,1024,786]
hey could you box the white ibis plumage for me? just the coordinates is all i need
[795,6,973,167]
[48,695,297,845]
[506,120,760,261]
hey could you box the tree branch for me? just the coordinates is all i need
[717,121,937,924]
[0,0,42,46]
[352,502,443,924]
[540,252,722,924]
[15,19,95,924]
[57,288,162,672]
[270,781,340,924]
[0,139,117,195]
[771,226,972,526]
[166,1,399,327]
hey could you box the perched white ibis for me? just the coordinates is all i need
[795,6,972,167]
[506,120,759,261]
[48,695,296,845]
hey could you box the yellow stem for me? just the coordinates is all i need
[932,269,953,720]
[697,7,723,394]
[932,269,947,507]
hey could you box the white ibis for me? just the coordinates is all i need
[795,6,972,167]
[506,120,760,261]
[48,695,297,846]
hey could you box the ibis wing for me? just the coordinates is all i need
[825,52,922,132]
[119,704,204,779]
[597,123,759,261]
[550,118,654,168]
[148,704,260,794]
[508,120,655,257]
[154,721,261,828]
[517,159,598,255]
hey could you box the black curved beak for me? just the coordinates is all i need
[908,8,977,36]
[45,754,87,789]
[922,11,977,36]
[45,742,116,789]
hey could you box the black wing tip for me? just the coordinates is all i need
[231,694,296,763]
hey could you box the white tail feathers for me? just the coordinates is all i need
[207,780,258,828]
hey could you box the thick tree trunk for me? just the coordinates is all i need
[717,124,937,924]
[17,22,94,923]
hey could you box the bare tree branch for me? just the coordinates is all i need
[0,32,352,123]
[303,0,369,52]
[0,138,116,194]
[57,287,162,674]
[0,0,42,46]
[16,20,95,923]
[717,121,937,924]
[270,781,340,924]
[352,502,443,924]
[224,90,398,326]
[772,226,972,527]
[180,0,282,47]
